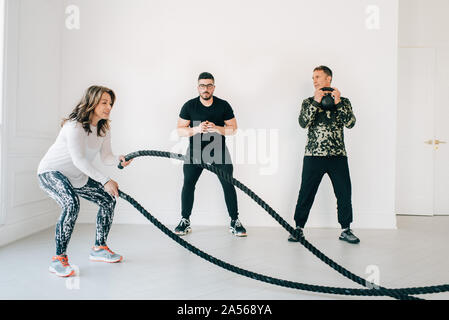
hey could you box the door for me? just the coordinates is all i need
[0,0,5,225]
[396,47,436,216]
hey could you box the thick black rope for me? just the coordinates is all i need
[119,189,396,298]
[117,150,449,298]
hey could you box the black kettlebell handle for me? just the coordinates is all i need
[320,87,334,93]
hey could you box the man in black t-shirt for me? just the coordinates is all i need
[175,72,247,237]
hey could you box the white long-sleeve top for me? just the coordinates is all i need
[37,120,119,188]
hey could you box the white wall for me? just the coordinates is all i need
[55,0,398,229]
[0,0,399,246]
[0,0,62,246]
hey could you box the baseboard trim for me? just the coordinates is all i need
[0,210,58,247]
[78,209,397,229]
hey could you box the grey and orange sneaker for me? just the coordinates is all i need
[89,246,123,263]
[49,255,75,277]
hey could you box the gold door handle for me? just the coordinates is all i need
[435,140,447,145]
[424,140,433,145]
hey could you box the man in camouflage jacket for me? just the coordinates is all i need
[288,66,360,244]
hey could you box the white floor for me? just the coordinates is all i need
[1,215,449,300]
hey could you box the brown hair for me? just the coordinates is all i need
[313,65,333,79]
[61,85,116,136]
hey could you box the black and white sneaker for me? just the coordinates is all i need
[174,218,192,236]
[230,219,247,237]
[339,228,360,244]
[288,227,304,242]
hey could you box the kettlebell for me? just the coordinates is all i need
[320,87,335,111]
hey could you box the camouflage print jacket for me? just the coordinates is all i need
[298,97,356,156]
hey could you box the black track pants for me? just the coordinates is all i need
[294,156,353,229]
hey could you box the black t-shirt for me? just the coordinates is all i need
[179,96,235,164]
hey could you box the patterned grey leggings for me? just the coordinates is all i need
[38,171,116,255]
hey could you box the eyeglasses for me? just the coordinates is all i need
[198,84,215,89]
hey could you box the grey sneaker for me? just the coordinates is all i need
[49,255,75,277]
[230,219,247,237]
[339,228,360,244]
[288,227,304,242]
[89,246,123,263]
[174,218,192,236]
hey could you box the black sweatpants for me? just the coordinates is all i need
[294,156,353,229]
[181,162,239,221]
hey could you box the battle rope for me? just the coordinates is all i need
[119,189,405,298]
[117,150,449,299]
